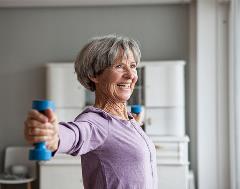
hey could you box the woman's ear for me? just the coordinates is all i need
[89,75,99,84]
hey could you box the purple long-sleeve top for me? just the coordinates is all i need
[56,106,158,189]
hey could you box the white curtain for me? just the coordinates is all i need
[230,0,240,188]
[236,0,240,187]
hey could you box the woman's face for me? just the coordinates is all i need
[94,50,138,103]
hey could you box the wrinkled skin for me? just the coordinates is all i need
[92,50,138,120]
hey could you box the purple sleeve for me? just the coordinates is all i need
[56,116,109,156]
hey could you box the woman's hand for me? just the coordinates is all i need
[132,110,144,126]
[24,109,59,152]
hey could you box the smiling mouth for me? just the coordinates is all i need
[117,83,131,89]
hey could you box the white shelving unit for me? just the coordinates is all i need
[140,61,186,137]
[46,63,86,121]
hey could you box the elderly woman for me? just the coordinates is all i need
[24,34,158,189]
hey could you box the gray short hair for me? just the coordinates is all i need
[74,34,141,91]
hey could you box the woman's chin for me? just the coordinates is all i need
[113,91,132,103]
[118,96,131,103]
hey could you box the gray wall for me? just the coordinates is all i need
[0,5,189,173]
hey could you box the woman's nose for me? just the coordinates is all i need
[124,67,136,79]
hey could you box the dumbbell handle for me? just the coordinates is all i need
[29,100,55,161]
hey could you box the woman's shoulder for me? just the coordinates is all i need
[74,106,111,124]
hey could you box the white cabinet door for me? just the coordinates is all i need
[39,154,84,189]
[46,63,85,108]
[145,107,185,136]
[152,136,189,189]
[40,164,84,189]
[157,164,189,189]
[143,61,185,107]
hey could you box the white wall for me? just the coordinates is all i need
[0,5,189,173]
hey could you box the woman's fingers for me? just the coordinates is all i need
[28,127,55,136]
[24,110,59,151]
[44,109,58,123]
[25,127,57,142]
[132,111,144,124]
[25,135,49,143]
[25,120,53,130]
[25,122,57,136]
[27,109,49,123]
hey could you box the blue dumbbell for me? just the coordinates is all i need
[29,100,55,161]
[131,104,142,114]
[131,104,145,130]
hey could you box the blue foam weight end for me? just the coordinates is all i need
[131,105,142,114]
[30,100,55,161]
[29,142,52,161]
[32,100,55,112]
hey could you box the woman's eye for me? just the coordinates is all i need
[115,65,122,68]
[130,64,137,69]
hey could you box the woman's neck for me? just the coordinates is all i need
[94,95,129,120]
